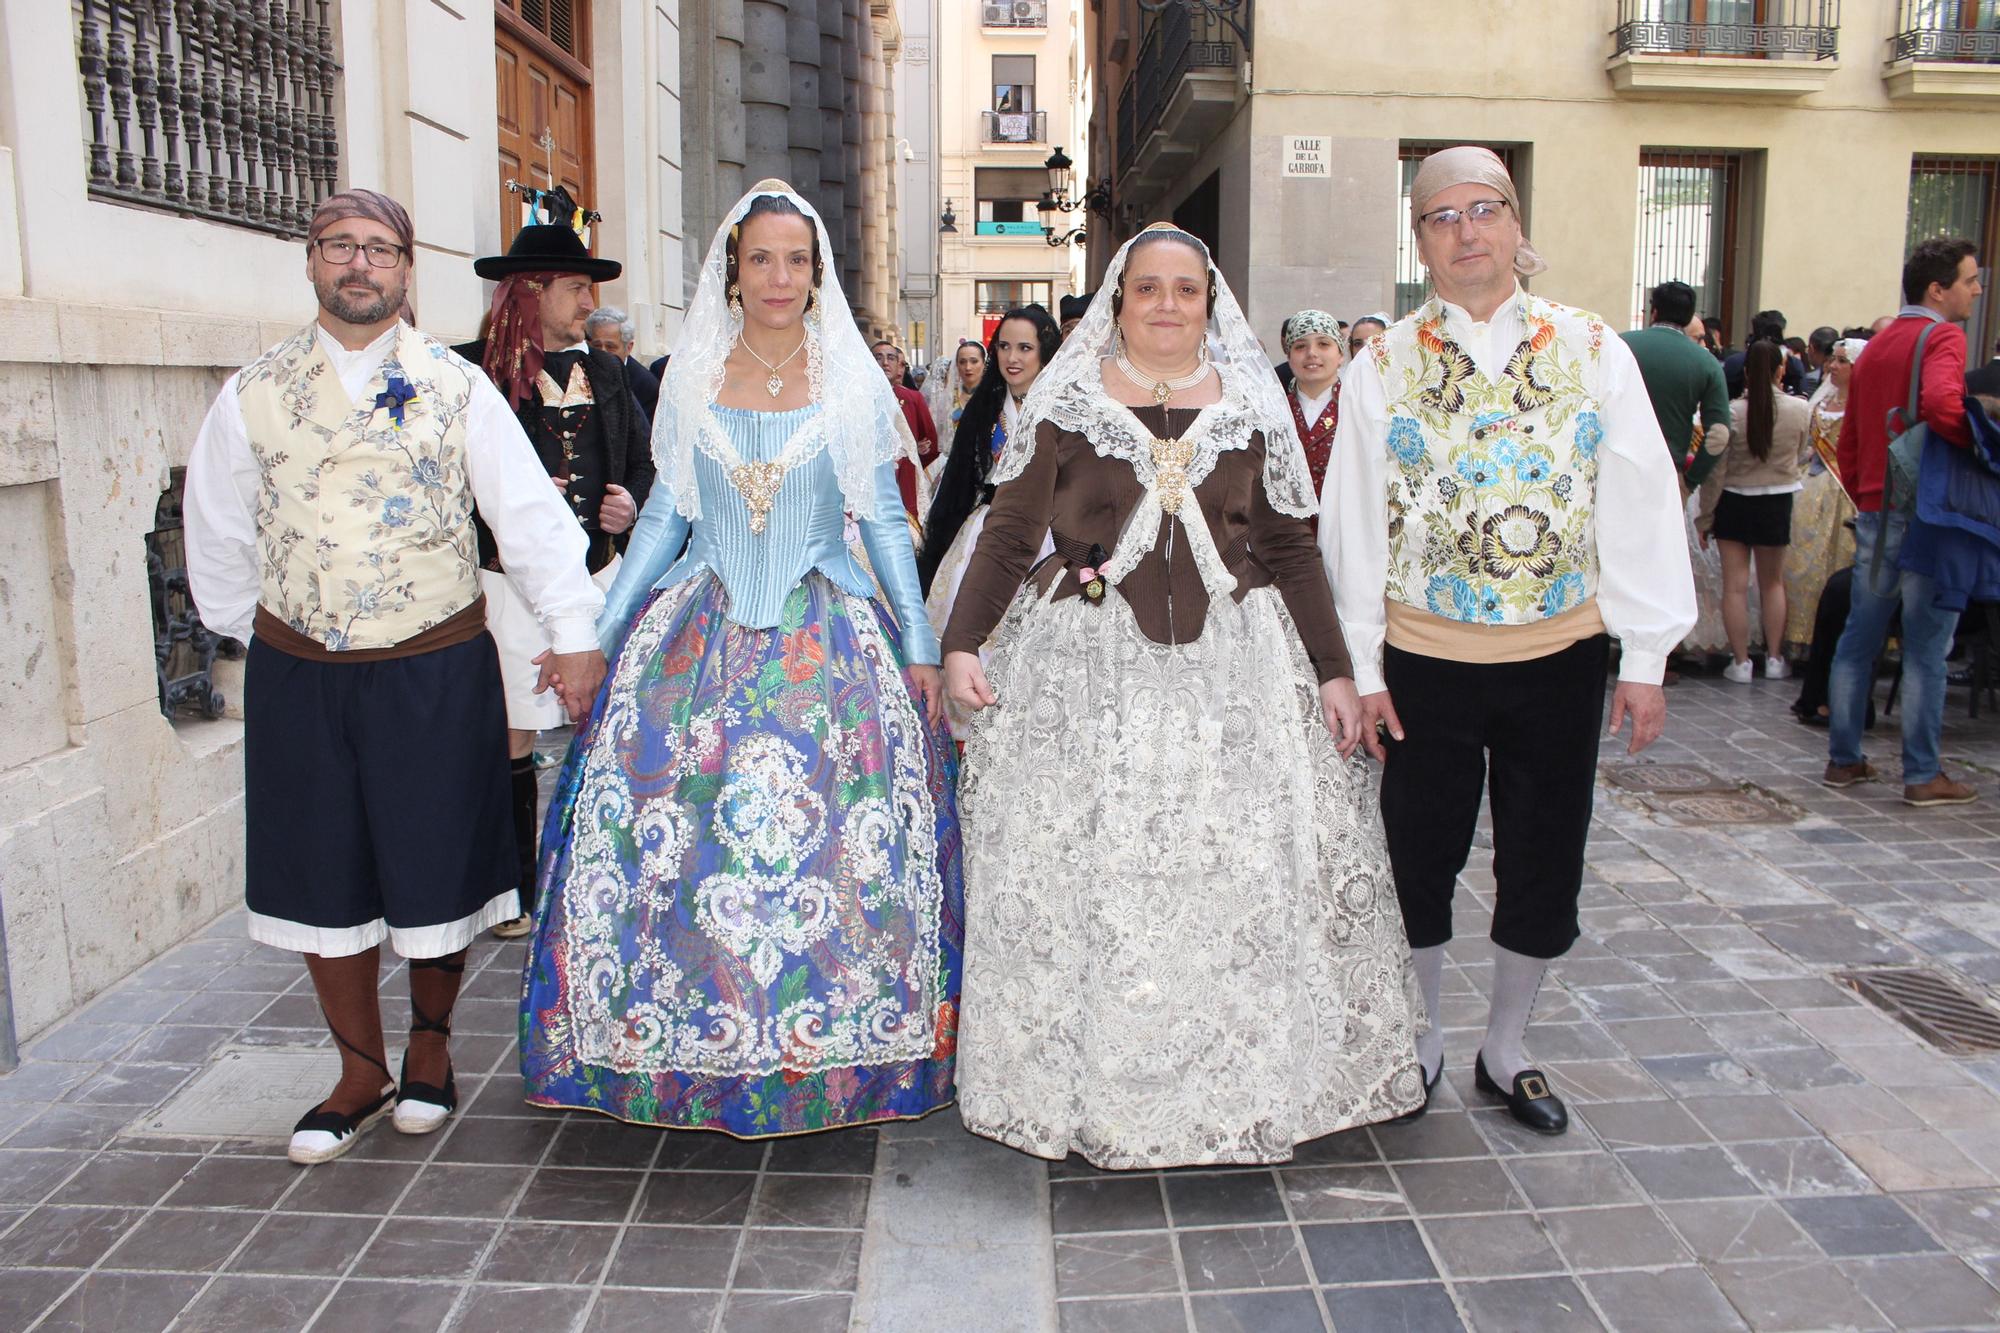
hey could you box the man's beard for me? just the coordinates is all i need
[316,273,401,325]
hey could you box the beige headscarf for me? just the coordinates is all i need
[1408,146,1546,279]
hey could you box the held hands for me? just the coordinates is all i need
[1608,681,1666,755]
[600,484,637,535]
[532,647,608,726]
[1318,678,1367,760]
[909,664,946,727]
[944,650,996,714]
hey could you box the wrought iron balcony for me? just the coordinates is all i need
[1114,0,1248,195]
[75,0,342,240]
[1611,0,1840,60]
[980,109,1048,145]
[1892,1,2000,62]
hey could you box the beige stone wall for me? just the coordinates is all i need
[1124,1,1997,357]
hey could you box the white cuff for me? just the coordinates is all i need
[546,616,601,656]
[1354,660,1388,697]
[1617,648,1669,686]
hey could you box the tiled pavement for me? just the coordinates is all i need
[5,675,2000,1331]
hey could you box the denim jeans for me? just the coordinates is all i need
[1828,510,1960,785]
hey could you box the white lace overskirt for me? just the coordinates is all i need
[956,585,1424,1169]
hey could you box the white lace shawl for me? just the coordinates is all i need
[988,226,1317,597]
[652,182,911,521]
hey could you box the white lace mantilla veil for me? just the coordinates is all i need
[923,351,956,430]
[652,179,913,521]
[989,223,1317,520]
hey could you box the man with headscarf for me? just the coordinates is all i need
[1324,146,1695,1135]
[459,210,655,939]
[182,189,607,1163]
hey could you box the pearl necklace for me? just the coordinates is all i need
[1116,345,1209,408]
[739,333,809,398]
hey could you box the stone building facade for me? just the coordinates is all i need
[0,0,912,1050]
[1085,1,2000,356]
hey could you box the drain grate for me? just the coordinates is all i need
[1640,790,1795,825]
[1605,764,1735,794]
[128,1046,342,1141]
[1837,968,2000,1055]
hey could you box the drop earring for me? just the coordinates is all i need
[728,285,743,320]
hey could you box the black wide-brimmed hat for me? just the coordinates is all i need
[1059,290,1094,323]
[474,221,621,282]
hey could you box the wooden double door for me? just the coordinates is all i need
[494,0,594,241]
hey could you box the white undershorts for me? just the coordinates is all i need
[480,556,620,731]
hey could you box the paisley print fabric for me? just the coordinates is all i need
[955,585,1424,1169]
[1375,294,1608,627]
[521,570,963,1135]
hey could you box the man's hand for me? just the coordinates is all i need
[1318,678,1366,760]
[944,650,996,713]
[533,648,608,726]
[909,664,945,727]
[1358,689,1404,763]
[600,483,637,535]
[1608,680,1666,755]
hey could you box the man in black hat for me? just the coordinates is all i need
[459,200,655,938]
[1058,290,1093,340]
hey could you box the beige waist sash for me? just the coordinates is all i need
[1385,598,1606,665]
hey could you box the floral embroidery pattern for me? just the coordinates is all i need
[1379,294,1607,625]
[236,326,480,649]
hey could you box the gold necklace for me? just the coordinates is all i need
[739,333,809,398]
[1115,345,1209,408]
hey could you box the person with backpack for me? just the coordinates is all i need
[1825,237,1983,806]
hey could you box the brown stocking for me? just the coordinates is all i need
[406,949,468,1088]
[302,948,392,1116]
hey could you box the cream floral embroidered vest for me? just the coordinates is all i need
[236,323,481,650]
[1373,293,1610,625]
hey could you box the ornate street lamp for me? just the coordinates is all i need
[1037,147,1111,249]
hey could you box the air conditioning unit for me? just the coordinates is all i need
[983,3,1010,24]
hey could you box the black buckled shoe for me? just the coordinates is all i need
[1387,1062,1442,1125]
[1474,1052,1568,1135]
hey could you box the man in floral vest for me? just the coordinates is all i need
[185,189,607,1164]
[1323,148,1694,1135]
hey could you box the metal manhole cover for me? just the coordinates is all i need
[1639,790,1794,824]
[1605,764,1734,794]
[1837,968,2000,1055]
[128,1046,340,1141]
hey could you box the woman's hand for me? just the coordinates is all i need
[944,650,996,714]
[909,664,945,727]
[1318,677,1366,760]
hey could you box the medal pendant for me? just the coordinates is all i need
[1152,381,1172,408]
[732,460,789,535]
[765,371,784,398]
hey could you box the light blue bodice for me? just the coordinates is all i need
[597,404,939,664]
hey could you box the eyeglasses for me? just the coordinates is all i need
[1417,199,1510,234]
[311,237,407,268]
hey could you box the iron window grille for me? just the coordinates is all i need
[1612,0,1840,60]
[1891,1,2000,62]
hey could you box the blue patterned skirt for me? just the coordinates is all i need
[521,570,963,1135]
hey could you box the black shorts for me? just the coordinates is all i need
[1712,491,1795,548]
[243,632,516,958]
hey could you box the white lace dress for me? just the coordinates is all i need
[951,408,1424,1170]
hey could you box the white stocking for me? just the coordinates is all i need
[1481,944,1549,1085]
[1411,944,1445,1082]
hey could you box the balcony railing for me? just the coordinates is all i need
[980,0,1047,29]
[1892,1,2000,61]
[1612,0,1840,60]
[75,0,342,239]
[980,109,1048,144]
[1115,1,1246,170]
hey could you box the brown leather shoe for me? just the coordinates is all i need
[1903,774,1977,807]
[1823,759,1873,788]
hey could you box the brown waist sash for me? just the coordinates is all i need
[253,596,489,663]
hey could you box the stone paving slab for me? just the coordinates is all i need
[3,677,2000,1330]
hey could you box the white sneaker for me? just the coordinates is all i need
[1723,658,1755,684]
[1765,656,1791,680]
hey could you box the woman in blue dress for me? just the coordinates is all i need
[521,181,963,1135]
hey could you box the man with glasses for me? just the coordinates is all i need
[183,189,606,1163]
[1324,147,1694,1136]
